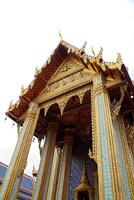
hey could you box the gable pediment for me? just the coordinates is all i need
[49,55,84,83]
[7,40,130,121]
[37,55,93,103]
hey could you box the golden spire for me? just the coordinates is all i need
[75,162,93,191]
[80,164,89,185]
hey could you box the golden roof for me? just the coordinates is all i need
[6,40,134,122]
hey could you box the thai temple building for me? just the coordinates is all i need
[0,162,33,199]
[0,39,134,200]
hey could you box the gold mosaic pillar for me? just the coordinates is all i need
[126,124,134,177]
[56,128,74,200]
[32,120,59,200]
[47,147,62,200]
[10,169,24,200]
[0,102,39,200]
[113,115,134,199]
[92,74,123,200]
[10,132,25,200]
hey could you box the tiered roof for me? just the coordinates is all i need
[6,40,134,122]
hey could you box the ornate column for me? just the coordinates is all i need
[56,128,74,200]
[126,124,134,176]
[10,170,24,200]
[92,74,123,200]
[32,117,59,200]
[0,102,39,200]
[113,115,134,199]
[47,147,62,200]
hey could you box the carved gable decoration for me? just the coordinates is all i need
[49,56,84,83]
[37,55,93,103]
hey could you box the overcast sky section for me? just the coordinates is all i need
[0,0,134,175]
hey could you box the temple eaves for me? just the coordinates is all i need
[6,40,134,122]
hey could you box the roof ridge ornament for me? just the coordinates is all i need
[91,46,96,56]
[8,100,16,112]
[116,53,122,64]
[59,30,63,42]
[21,85,26,95]
[80,41,87,54]
[97,47,103,59]
[35,66,39,75]
[9,100,13,109]
[115,53,123,71]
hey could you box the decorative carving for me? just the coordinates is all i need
[62,79,66,86]
[20,85,29,96]
[49,57,84,83]
[88,149,94,159]
[116,53,122,64]
[75,163,94,200]
[61,63,71,73]
[89,88,97,162]
[126,124,134,146]
[111,86,127,122]
[70,74,75,82]
[97,47,103,59]
[37,69,92,105]
[43,84,91,115]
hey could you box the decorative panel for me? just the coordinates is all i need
[97,94,113,200]
[113,117,131,200]
[68,141,96,200]
[37,56,93,104]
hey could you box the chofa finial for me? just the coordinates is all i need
[9,100,13,108]
[116,53,122,63]
[97,47,103,58]
[80,41,87,52]
[21,85,25,95]
[59,30,63,41]
[91,46,95,56]
[35,66,39,75]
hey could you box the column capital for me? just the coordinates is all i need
[26,102,39,119]
[64,127,75,133]
[47,121,59,132]
[93,73,106,86]
[92,73,107,94]
[64,128,74,144]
